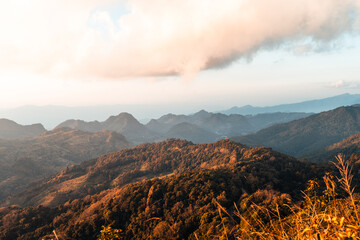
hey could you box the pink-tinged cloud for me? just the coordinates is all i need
[0,0,360,79]
[329,80,360,88]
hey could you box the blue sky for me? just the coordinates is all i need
[0,0,359,112]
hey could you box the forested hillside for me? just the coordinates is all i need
[306,132,360,162]
[0,139,324,239]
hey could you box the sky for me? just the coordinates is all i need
[1,0,360,112]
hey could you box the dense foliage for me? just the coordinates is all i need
[7,139,301,207]
[0,139,323,239]
[217,155,360,239]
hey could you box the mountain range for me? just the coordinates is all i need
[58,112,157,144]
[232,105,360,158]
[221,93,360,115]
[58,110,311,144]
[1,93,358,129]
[2,102,360,239]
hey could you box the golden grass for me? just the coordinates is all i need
[215,154,360,240]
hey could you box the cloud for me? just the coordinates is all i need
[328,80,360,88]
[0,0,360,79]
[329,80,347,88]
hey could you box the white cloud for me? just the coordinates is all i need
[0,0,360,79]
[329,80,360,88]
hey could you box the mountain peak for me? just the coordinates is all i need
[106,112,139,123]
[0,118,17,125]
[0,118,46,139]
[193,109,210,117]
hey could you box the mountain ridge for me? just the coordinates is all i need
[0,119,46,139]
[57,113,158,144]
[232,105,360,157]
[221,93,360,115]
[58,110,311,144]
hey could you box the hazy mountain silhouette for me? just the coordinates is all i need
[146,113,189,134]
[222,93,360,115]
[147,110,253,136]
[58,110,309,144]
[56,119,102,132]
[165,122,220,143]
[147,110,310,140]
[245,112,313,131]
[0,119,46,139]
[57,113,158,144]
[1,93,357,130]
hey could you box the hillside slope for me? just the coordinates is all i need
[0,139,321,240]
[232,106,360,157]
[7,139,300,207]
[0,128,130,202]
[306,132,360,162]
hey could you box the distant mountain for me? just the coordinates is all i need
[246,112,313,132]
[0,139,320,239]
[189,110,253,136]
[147,110,310,139]
[232,106,360,157]
[57,119,102,132]
[58,110,311,144]
[0,119,46,139]
[57,113,158,144]
[221,93,360,115]
[1,94,358,129]
[146,113,189,134]
[0,127,130,202]
[58,110,310,145]
[165,122,220,143]
[0,104,218,129]
[103,113,156,143]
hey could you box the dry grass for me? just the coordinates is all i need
[216,154,360,240]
